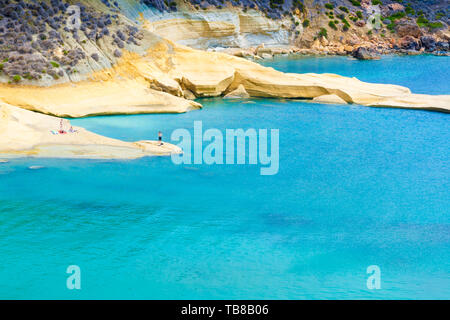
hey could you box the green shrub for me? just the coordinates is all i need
[0,63,3,72]
[339,6,349,13]
[318,28,328,38]
[405,5,415,16]
[2,58,8,63]
[435,12,445,20]
[341,18,350,27]
[427,21,444,29]
[50,61,60,68]
[389,11,406,20]
[371,0,382,5]
[416,16,429,27]
[328,21,337,30]
[387,22,396,31]
[12,75,21,83]
[325,3,334,10]
[349,0,361,6]
[356,11,363,19]
[302,19,310,28]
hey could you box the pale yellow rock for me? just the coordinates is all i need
[183,89,197,100]
[148,77,184,97]
[147,19,236,42]
[369,94,450,113]
[0,78,201,118]
[0,102,181,159]
[224,84,250,99]
[142,10,286,49]
[260,53,273,59]
[0,29,448,116]
[313,94,348,104]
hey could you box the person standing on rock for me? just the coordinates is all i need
[158,131,163,146]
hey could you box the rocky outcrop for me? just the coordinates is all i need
[0,0,448,118]
[352,47,381,60]
[420,36,437,51]
[0,77,202,118]
[2,37,449,116]
[140,7,290,50]
[0,101,181,159]
[224,84,250,99]
[399,36,421,51]
[396,20,423,38]
[313,94,348,105]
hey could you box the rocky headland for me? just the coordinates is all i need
[0,100,182,159]
[0,0,448,158]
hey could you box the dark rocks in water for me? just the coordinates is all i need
[352,47,380,60]
[420,36,436,52]
[436,41,449,51]
[400,36,421,51]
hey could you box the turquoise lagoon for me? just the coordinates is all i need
[0,55,448,299]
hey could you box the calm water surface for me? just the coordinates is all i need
[0,55,449,299]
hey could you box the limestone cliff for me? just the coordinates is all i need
[0,0,448,117]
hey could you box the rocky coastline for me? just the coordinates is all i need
[0,0,449,159]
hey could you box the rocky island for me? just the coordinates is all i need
[0,0,449,158]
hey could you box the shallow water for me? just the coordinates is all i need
[0,55,449,299]
[260,54,450,95]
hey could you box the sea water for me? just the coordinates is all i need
[0,55,448,299]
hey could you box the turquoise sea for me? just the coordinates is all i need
[0,55,449,299]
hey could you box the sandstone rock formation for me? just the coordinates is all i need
[352,47,381,60]
[224,84,250,99]
[0,101,181,159]
[313,94,348,105]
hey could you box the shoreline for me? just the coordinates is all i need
[1,43,448,119]
[215,45,450,61]
[0,102,182,160]
[1,42,449,159]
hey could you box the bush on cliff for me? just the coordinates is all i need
[318,28,328,38]
[329,21,337,30]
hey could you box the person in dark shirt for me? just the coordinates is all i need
[158,131,163,146]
